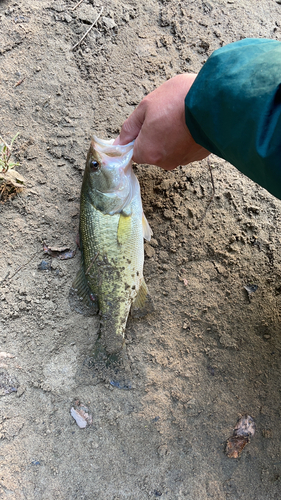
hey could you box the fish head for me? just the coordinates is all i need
[83,136,137,215]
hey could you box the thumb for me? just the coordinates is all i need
[118,103,146,145]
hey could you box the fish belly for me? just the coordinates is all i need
[80,194,144,354]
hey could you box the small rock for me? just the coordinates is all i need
[77,5,99,24]
[144,245,155,258]
[0,371,19,396]
[64,13,72,23]
[122,13,130,23]
[149,238,158,247]
[160,179,173,191]
[167,230,176,238]
[219,332,238,349]
[51,2,65,13]
[0,352,15,359]
[16,386,26,398]
[71,408,87,428]
[244,284,258,297]
[262,429,273,438]
[51,259,59,270]
[157,444,169,457]
[202,1,213,13]
[4,7,14,15]
[102,16,116,29]
[163,209,174,220]
[70,402,92,429]
[234,415,256,438]
[38,260,51,271]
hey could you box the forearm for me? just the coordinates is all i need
[185,38,281,199]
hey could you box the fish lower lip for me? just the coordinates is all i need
[96,189,116,195]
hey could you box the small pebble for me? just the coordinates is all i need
[38,260,51,271]
[262,429,273,439]
[64,13,72,23]
[144,245,155,258]
[102,16,116,29]
[70,402,93,429]
[71,408,87,428]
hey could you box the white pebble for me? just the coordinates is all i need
[71,407,87,428]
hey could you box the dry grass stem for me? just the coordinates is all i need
[72,6,104,50]
[72,0,85,11]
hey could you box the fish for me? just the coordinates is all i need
[72,135,153,356]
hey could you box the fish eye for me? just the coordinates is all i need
[90,160,100,171]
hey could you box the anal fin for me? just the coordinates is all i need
[130,279,154,318]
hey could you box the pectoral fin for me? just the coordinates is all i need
[142,212,153,241]
[130,279,154,318]
[117,213,131,245]
[69,266,98,314]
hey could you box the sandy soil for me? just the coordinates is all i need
[0,1,281,499]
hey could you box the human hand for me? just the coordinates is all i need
[114,73,210,170]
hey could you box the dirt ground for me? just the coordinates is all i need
[0,0,281,498]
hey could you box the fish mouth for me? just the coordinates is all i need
[104,151,122,158]
[96,189,118,196]
[96,184,129,196]
[93,135,134,154]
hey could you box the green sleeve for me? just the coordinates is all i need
[185,38,281,199]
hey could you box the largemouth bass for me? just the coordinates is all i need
[72,135,152,356]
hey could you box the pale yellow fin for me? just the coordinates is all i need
[117,213,131,245]
[130,279,154,318]
[142,212,153,241]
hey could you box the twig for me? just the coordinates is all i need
[72,0,85,11]
[18,24,27,33]
[0,271,10,286]
[72,6,103,51]
[207,157,215,197]
[14,77,25,88]
[198,157,216,222]
[85,252,99,275]
[0,251,38,286]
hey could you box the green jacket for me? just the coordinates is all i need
[185,38,281,199]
